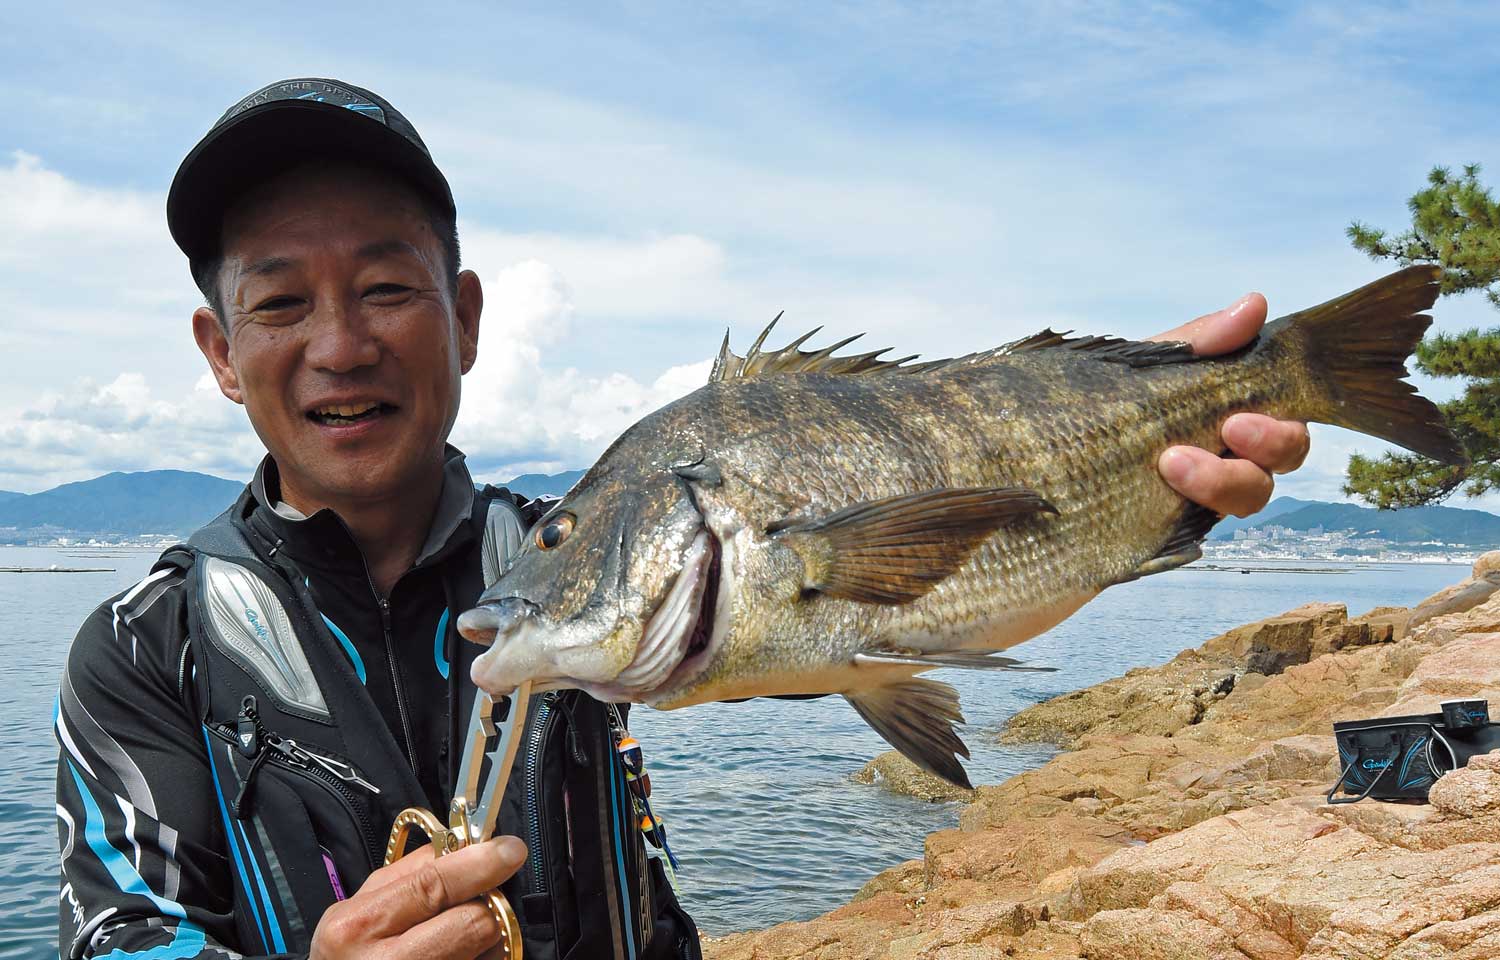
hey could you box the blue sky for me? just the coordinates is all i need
[1,1,1497,507]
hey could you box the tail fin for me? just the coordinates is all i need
[1268,265,1467,465]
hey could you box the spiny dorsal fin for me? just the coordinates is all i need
[709,314,929,383]
[707,319,1199,385]
[996,328,1199,367]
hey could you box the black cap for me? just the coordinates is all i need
[167,78,455,269]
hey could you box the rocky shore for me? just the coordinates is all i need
[704,556,1500,959]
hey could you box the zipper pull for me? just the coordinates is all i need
[236,695,260,758]
[232,748,271,818]
[282,740,382,795]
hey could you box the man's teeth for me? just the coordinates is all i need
[312,403,382,421]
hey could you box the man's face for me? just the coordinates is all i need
[193,164,481,508]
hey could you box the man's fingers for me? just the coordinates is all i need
[1159,446,1275,518]
[396,899,504,960]
[1147,292,1268,356]
[364,837,526,935]
[358,840,444,894]
[1223,413,1310,475]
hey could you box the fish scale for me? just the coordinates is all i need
[464,267,1466,787]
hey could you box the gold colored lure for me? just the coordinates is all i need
[460,267,1466,787]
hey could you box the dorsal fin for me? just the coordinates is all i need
[998,328,1200,366]
[708,320,1202,385]
[709,315,928,382]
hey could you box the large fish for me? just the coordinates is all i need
[459,267,1465,786]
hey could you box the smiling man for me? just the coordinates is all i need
[54,77,1308,960]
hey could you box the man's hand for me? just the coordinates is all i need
[1150,293,1311,518]
[309,836,526,960]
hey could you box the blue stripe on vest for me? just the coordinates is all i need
[236,817,287,951]
[64,760,189,921]
[434,608,451,679]
[201,728,271,951]
[321,613,367,684]
[93,921,207,959]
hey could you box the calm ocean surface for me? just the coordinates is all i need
[0,544,1466,956]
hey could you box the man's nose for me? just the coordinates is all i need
[303,299,380,373]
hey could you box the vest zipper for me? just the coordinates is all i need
[375,594,417,772]
[212,708,385,869]
[522,691,559,895]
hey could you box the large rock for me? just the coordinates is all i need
[1474,550,1500,580]
[923,815,1134,898]
[1000,651,1240,748]
[1096,735,1339,838]
[1383,631,1500,716]
[1060,798,1500,953]
[1080,907,1253,960]
[1430,752,1500,818]
[1409,572,1500,633]
[1202,601,1348,675]
[852,751,976,803]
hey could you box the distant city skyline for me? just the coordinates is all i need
[3,3,1497,508]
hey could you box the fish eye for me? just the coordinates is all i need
[534,513,576,550]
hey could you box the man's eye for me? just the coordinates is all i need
[364,283,413,300]
[253,296,303,312]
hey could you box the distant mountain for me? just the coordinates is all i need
[0,470,244,540]
[1210,496,1319,538]
[0,466,588,543]
[1209,497,1500,546]
[497,470,585,500]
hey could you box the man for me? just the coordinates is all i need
[55,78,1309,960]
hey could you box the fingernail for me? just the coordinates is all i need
[1224,415,1262,448]
[493,836,527,866]
[1159,448,1195,486]
[1227,293,1255,317]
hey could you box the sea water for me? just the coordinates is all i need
[0,544,1464,955]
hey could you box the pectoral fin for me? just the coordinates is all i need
[772,487,1057,604]
[1110,501,1220,586]
[844,678,972,789]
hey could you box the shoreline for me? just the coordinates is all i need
[705,554,1500,959]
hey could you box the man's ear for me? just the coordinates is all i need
[192,307,243,404]
[455,269,483,375]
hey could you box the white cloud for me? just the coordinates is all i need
[0,152,205,415]
[0,373,260,490]
[452,257,714,480]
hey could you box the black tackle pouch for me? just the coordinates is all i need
[1327,699,1500,804]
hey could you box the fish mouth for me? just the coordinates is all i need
[605,527,723,699]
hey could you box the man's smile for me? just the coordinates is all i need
[305,399,400,430]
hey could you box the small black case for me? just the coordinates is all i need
[1328,701,1500,804]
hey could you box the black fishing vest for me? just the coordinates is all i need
[165,491,699,959]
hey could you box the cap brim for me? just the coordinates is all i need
[167,100,454,266]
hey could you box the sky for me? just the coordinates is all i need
[1,1,1497,510]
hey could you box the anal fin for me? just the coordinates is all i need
[854,650,1057,672]
[1112,501,1220,586]
[844,678,972,789]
